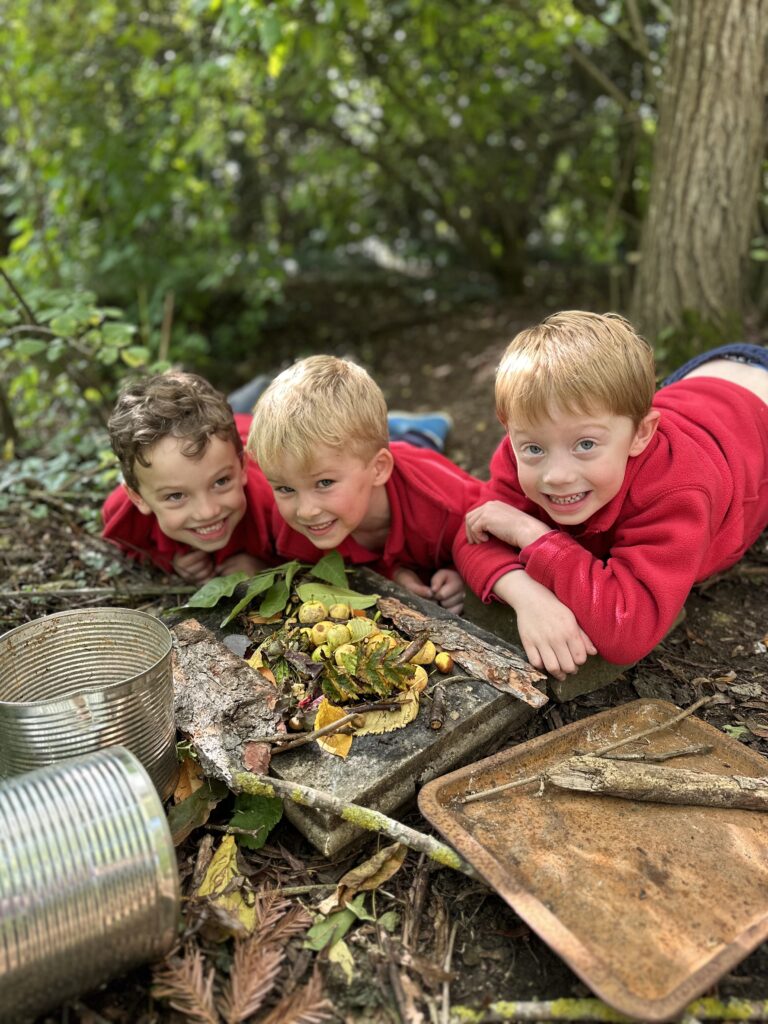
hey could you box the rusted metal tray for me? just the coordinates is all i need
[418,699,768,1022]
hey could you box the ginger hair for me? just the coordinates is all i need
[495,310,656,427]
[108,372,242,492]
[247,355,389,470]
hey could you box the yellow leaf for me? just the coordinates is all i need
[196,835,256,935]
[315,698,352,758]
[354,687,420,736]
[173,755,205,803]
[247,648,264,669]
[328,938,356,983]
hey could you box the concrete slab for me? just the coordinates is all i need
[269,569,543,857]
[461,590,686,703]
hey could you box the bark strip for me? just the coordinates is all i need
[547,755,768,811]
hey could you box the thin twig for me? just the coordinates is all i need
[603,743,713,763]
[0,267,37,323]
[441,920,459,1024]
[256,700,403,752]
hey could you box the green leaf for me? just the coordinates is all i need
[750,248,768,262]
[304,907,357,951]
[120,345,151,367]
[258,578,290,618]
[229,792,283,850]
[221,571,277,624]
[309,550,348,589]
[295,582,379,610]
[49,314,79,336]
[13,339,47,357]
[347,893,376,922]
[183,571,250,608]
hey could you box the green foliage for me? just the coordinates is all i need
[228,792,283,850]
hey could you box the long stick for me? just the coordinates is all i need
[450,996,768,1022]
[232,772,480,880]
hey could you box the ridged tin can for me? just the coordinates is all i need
[0,746,180,1022]
[0,607,178,799]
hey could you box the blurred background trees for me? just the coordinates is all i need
[1,0,766,454]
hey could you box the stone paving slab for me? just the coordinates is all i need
[269,569,543,857]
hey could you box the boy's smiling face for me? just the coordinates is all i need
[508,405,659,525]
[266,444,393,550]
[127,434,248,551]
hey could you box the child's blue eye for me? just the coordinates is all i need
[317,479,335,489]
[524,444,544,456]
[275,485,294,495]
[164,492,184,503]
[577,439,596,452]
[214,475,231,487]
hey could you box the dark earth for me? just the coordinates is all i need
[3,293,768,1023]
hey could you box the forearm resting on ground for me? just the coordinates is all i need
[492,570,597,680]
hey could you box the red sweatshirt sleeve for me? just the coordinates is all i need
[519,485,713,664]
[452,438,527,598]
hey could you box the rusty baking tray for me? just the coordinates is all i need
[418,698,768,1022]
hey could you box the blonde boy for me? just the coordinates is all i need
[247,356,480,614]
[454,311,768,678]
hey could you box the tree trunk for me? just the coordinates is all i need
[630,1,767,341]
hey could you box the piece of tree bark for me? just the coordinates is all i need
[547,755,768,811]
[377,596,547,708]
[631,0,768,338]
[171,619,284,786]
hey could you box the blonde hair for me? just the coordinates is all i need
[247,355,389,470]
[495,311,656,427]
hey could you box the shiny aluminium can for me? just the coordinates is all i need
[0,607,178,799]
[0,746,180,1023]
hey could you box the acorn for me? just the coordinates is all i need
[328,603,352,622]
[365,632,398,653]
[435,652,454,674]
[298,601,328,625]
[410,640,437,665]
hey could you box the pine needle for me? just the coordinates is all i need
[152,946,220,1024]
[257,968,333,1024]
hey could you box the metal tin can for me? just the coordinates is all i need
[0,607,178,799]
[0,746,180,1022]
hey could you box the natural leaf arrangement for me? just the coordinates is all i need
[180,552,451,757]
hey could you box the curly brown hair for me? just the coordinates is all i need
[108,372,242,492]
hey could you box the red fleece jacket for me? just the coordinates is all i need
[102,418,480,581]
[453,379,768,664]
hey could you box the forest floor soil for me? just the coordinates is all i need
[4,296,768,1022]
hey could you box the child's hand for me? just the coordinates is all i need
[465,500,552,549]
[173,549,215,585]
[430,568,465,615]
[216,554,265,577]
[494,572,597,681]
[392,566,433,601]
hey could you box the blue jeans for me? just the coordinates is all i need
[661,343,768,387]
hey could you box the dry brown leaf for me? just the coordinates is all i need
[246,611,284,624]
[173,755,206,803]
[256,665,277,685]
[315,699,353,758]
[319,843,408,915]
